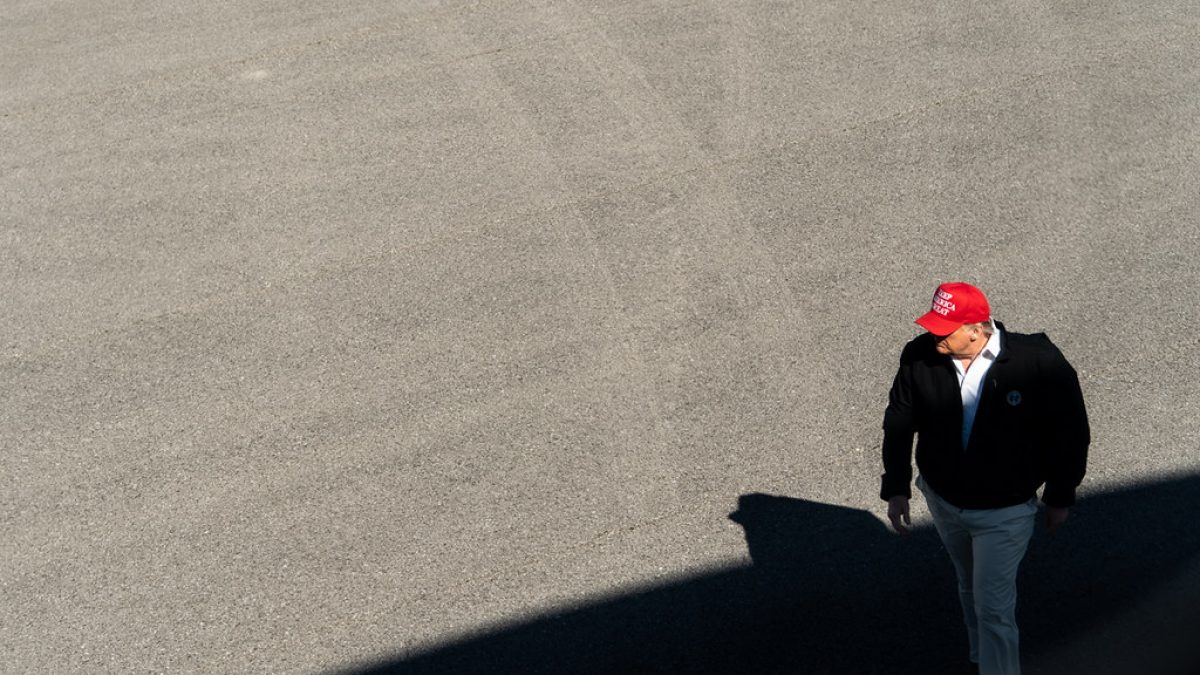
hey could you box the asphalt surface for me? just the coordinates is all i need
[3,1,1199,673]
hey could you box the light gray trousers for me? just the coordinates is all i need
[918,476,1038,675]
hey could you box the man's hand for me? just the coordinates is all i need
[887,496,912,535]
[1044,506,1069,534]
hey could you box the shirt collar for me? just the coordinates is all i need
[980,319,1002,360]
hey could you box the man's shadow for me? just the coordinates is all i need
[340,473,1200,675]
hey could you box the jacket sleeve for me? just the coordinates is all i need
[880,346,917,501]
[1039,347,1090,507]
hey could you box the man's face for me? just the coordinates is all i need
[932,324,977,357]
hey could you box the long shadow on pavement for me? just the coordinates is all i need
[338,473,1200,675]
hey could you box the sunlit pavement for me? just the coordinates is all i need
[3,2,1198,672]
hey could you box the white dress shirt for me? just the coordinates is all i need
[952,320,1002,448]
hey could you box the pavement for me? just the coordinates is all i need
[2,1,1198,673]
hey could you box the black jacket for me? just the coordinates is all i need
[880,322,1090,509]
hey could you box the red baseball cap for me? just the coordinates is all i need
[915,282,991,336]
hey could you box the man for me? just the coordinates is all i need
[880,282,1090,675]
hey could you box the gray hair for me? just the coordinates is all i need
[967,319,996,336]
